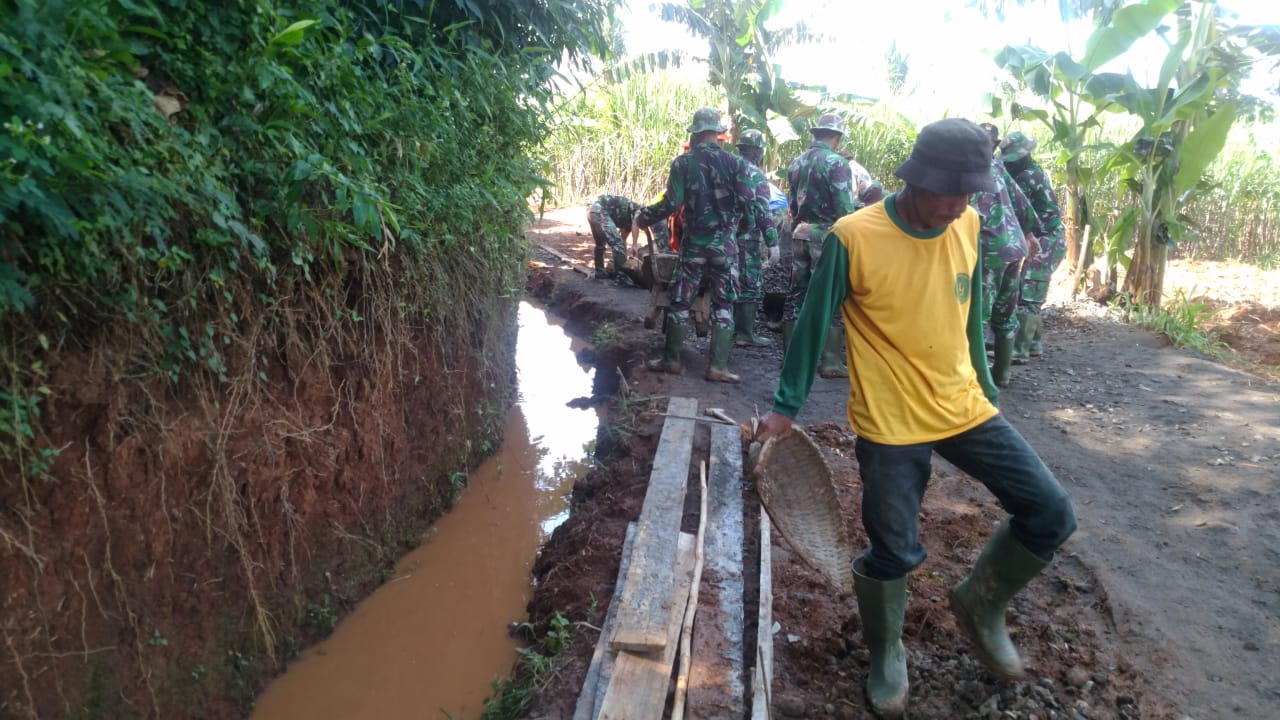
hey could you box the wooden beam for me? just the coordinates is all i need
[685,422,746,719]
[751,507,774,720]
[609,396,698,652]
[598,531,697,720]
[574,524,638,720]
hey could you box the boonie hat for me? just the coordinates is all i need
[811,112,846,136]
[736,129,766,149]
[999,131,1038,161]
[688,107,727,134]
[894,118,997,195]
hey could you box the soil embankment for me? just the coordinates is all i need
[0,284,517,718]
[522,206,1280,720]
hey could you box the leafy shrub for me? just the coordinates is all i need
[0,0,612,478]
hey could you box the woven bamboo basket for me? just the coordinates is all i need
[752,430,854,593]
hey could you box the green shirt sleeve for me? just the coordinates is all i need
[967,254,999,406]
[773,232,849,418]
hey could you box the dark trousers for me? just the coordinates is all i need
[854,414,1076,581]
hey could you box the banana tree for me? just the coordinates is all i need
[613,0,819,140]
[994,0,1181,291]
[1099,1,1247,306]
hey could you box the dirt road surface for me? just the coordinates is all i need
[521,207,1280,720]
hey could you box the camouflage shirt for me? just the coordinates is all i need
[638,141,756,247]
[787,141,856,225]
[971,159,1043,263]
[848,158,884,206]
[739,161,780,249]
[1004,156,1064,240]
[592,194,671,244]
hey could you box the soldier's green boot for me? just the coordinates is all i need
[705,325,741,383]
[949,520,1050,680]
[991,334,1014,387]
[818,326,849,379]
[853,560,909,718]
[1029,314,1045,357]
[732,303,771,347]
[593,247,608,279]
[646,322,685,374]
[781,321,795,359]
[1012,311,1032,365]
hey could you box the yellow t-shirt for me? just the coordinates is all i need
[833,202,997,444]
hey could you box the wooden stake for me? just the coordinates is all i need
[671,461,709,720]
[751,506,774,720]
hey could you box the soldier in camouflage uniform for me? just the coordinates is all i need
[1000,132,1066,363]
[970,124,1044,387]
[587,194,670,279]
[785,113,867,378]
[732,129,782,347]
[636,108,759,383]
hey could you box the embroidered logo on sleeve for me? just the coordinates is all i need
[954,273,971,303]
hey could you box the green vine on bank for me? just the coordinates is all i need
[0,0,613,483]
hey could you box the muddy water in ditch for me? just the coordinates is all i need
[252,302,597,720]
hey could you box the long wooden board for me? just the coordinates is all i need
[609,396,698,652]
[598,531,697,719]
[574,523,638,720]
[685,422,746,719]
[751,508,774,720]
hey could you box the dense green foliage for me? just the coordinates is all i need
[0,0,610,473]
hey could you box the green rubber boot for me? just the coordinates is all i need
[949,520,1050,680]
[853,560,909,718]
[1029,314,1045,357]
[781,321,795,359]
[593,246,608,279]
[646,321,685,374]
[732,303,770,347]
[991,334,1014,387]
[1012,311,1032,365]
[818,326,849,379]
[705,325,741,383]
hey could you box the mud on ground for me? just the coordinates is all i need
[519,207,1280,720]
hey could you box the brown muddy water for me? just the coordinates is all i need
[252,302,598,719]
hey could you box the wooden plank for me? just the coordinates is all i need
[598,532,697,720]
[671,463,709,720]
[751,507,774,720]
[609,396,698,652]
[574,523,638,720]
[685,422,746,719]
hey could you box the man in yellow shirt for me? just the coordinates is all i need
[756,118,1077,718]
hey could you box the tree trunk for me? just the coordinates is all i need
[1064,179,1089,297]
[1124,232,1168,307]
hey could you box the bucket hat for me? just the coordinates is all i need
[811,112,846,136]
[688,107,727,134]
[894,118,996,195]
[999,131,1038,161]
[736,129,766,149]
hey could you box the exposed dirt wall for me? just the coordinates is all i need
[0,272,517,719]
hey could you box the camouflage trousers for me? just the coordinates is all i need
[783,222,839,325]
[1018,227,1068,313]
[587,202,627,258]
[983,256,1024,338]
[736,231,765,303]
[670,238,738,330]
